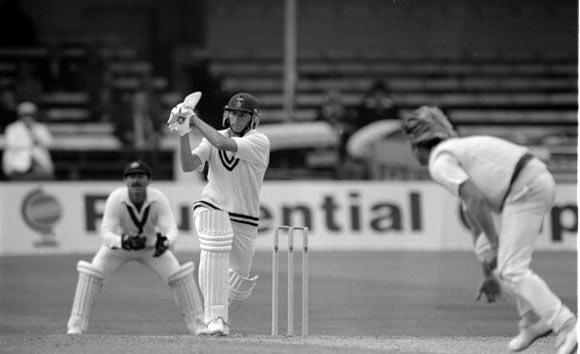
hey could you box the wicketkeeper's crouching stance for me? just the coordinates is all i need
[402,106,577,354]
[67,161,206,335]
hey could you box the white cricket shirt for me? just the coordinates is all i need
[192,128,270,227]
[428,136,529,210]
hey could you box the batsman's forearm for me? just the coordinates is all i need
[191,116,237,152]
[179,135,201,172]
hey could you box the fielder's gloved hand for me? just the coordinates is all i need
[121,233,147,251]
[476,275,502,303]
[153,233,170,258]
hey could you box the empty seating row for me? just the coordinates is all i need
[260,108,577,125]
[210,61,576,78]
[224,77,577,94]
[199,47,576,63]
[256,92,577,110]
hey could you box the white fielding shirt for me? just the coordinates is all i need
[428,136,529,211]
[192,129,270,227]
[100,186,180,249]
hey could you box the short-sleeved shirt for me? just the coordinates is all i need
[100,186,179,249]
[192,129,270,227]
[428,136,529,211]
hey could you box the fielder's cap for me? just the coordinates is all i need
[402,106,457,145]
[225,92,259,114]
[17,101,38,116]
[123,160,152,178]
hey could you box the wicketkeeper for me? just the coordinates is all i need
[167,92,270,336]
[66,161,206,335]
[402,106,577,354]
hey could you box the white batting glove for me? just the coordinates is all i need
[167,103,194,136]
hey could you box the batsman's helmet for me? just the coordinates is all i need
[225,92,259,114]
[402,106,457,147]
[123,160,152,179]
[223,92,261,133]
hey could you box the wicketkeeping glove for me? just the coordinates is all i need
[121,233,147,251]
[476,275,502,303]
[153,232,170,257]
[167,103,193,136]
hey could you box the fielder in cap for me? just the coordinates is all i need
[402,106,577,354]
[168,92,270,336]
[66,161,206,335]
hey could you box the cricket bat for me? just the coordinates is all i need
[175,91,202,124]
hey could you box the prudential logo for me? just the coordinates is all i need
[21,187,62,248]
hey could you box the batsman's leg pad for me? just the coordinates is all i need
[168,262,206,335]
[229,270,259,303]
[195,208,234,239]
[195,209,233,324]
[67,261,104,334]
[228,270,259,314]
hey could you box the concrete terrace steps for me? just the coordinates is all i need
[224,77,578,93]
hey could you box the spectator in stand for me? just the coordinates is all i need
[344,79,402,179]
[0,85,18,133]
[0,0,39,47]
[188,59,231,129]
[2,101,54,180]
[111,90,134,147]
[14,61,43,104]
[131,88,163,150]
[354,78,400,129]
[315,88,357,164]
[112,87,163,150]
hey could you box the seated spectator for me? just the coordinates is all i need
[315,88,357,163]
[111,90,134,147]
[2,102,54,180]
[112,87,163,150]
[15,61,43,104]
[354,78,400,129]
[0,85,18,133]
[131,88,163,150]
[187,58,231,129]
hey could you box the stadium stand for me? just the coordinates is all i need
[0,1,576,182]
[198,47,577,181]
[0,38,180,181]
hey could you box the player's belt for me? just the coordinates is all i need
[500,152,534,210]
[193,200,260,227]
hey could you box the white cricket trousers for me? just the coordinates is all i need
[497,158,574,331]
[229,221,258,277]
[92,245,181,282]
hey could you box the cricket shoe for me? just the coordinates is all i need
[188,317,210,336]
[207,317,229,336]
[67,327,82,335]
[555,317,578,354]
[508,316,551,351]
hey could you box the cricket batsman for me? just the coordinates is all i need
[66,161,206,335]
[402,106,577,354]
[167,92,270,336]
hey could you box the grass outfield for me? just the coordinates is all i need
[0,250,576,353]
